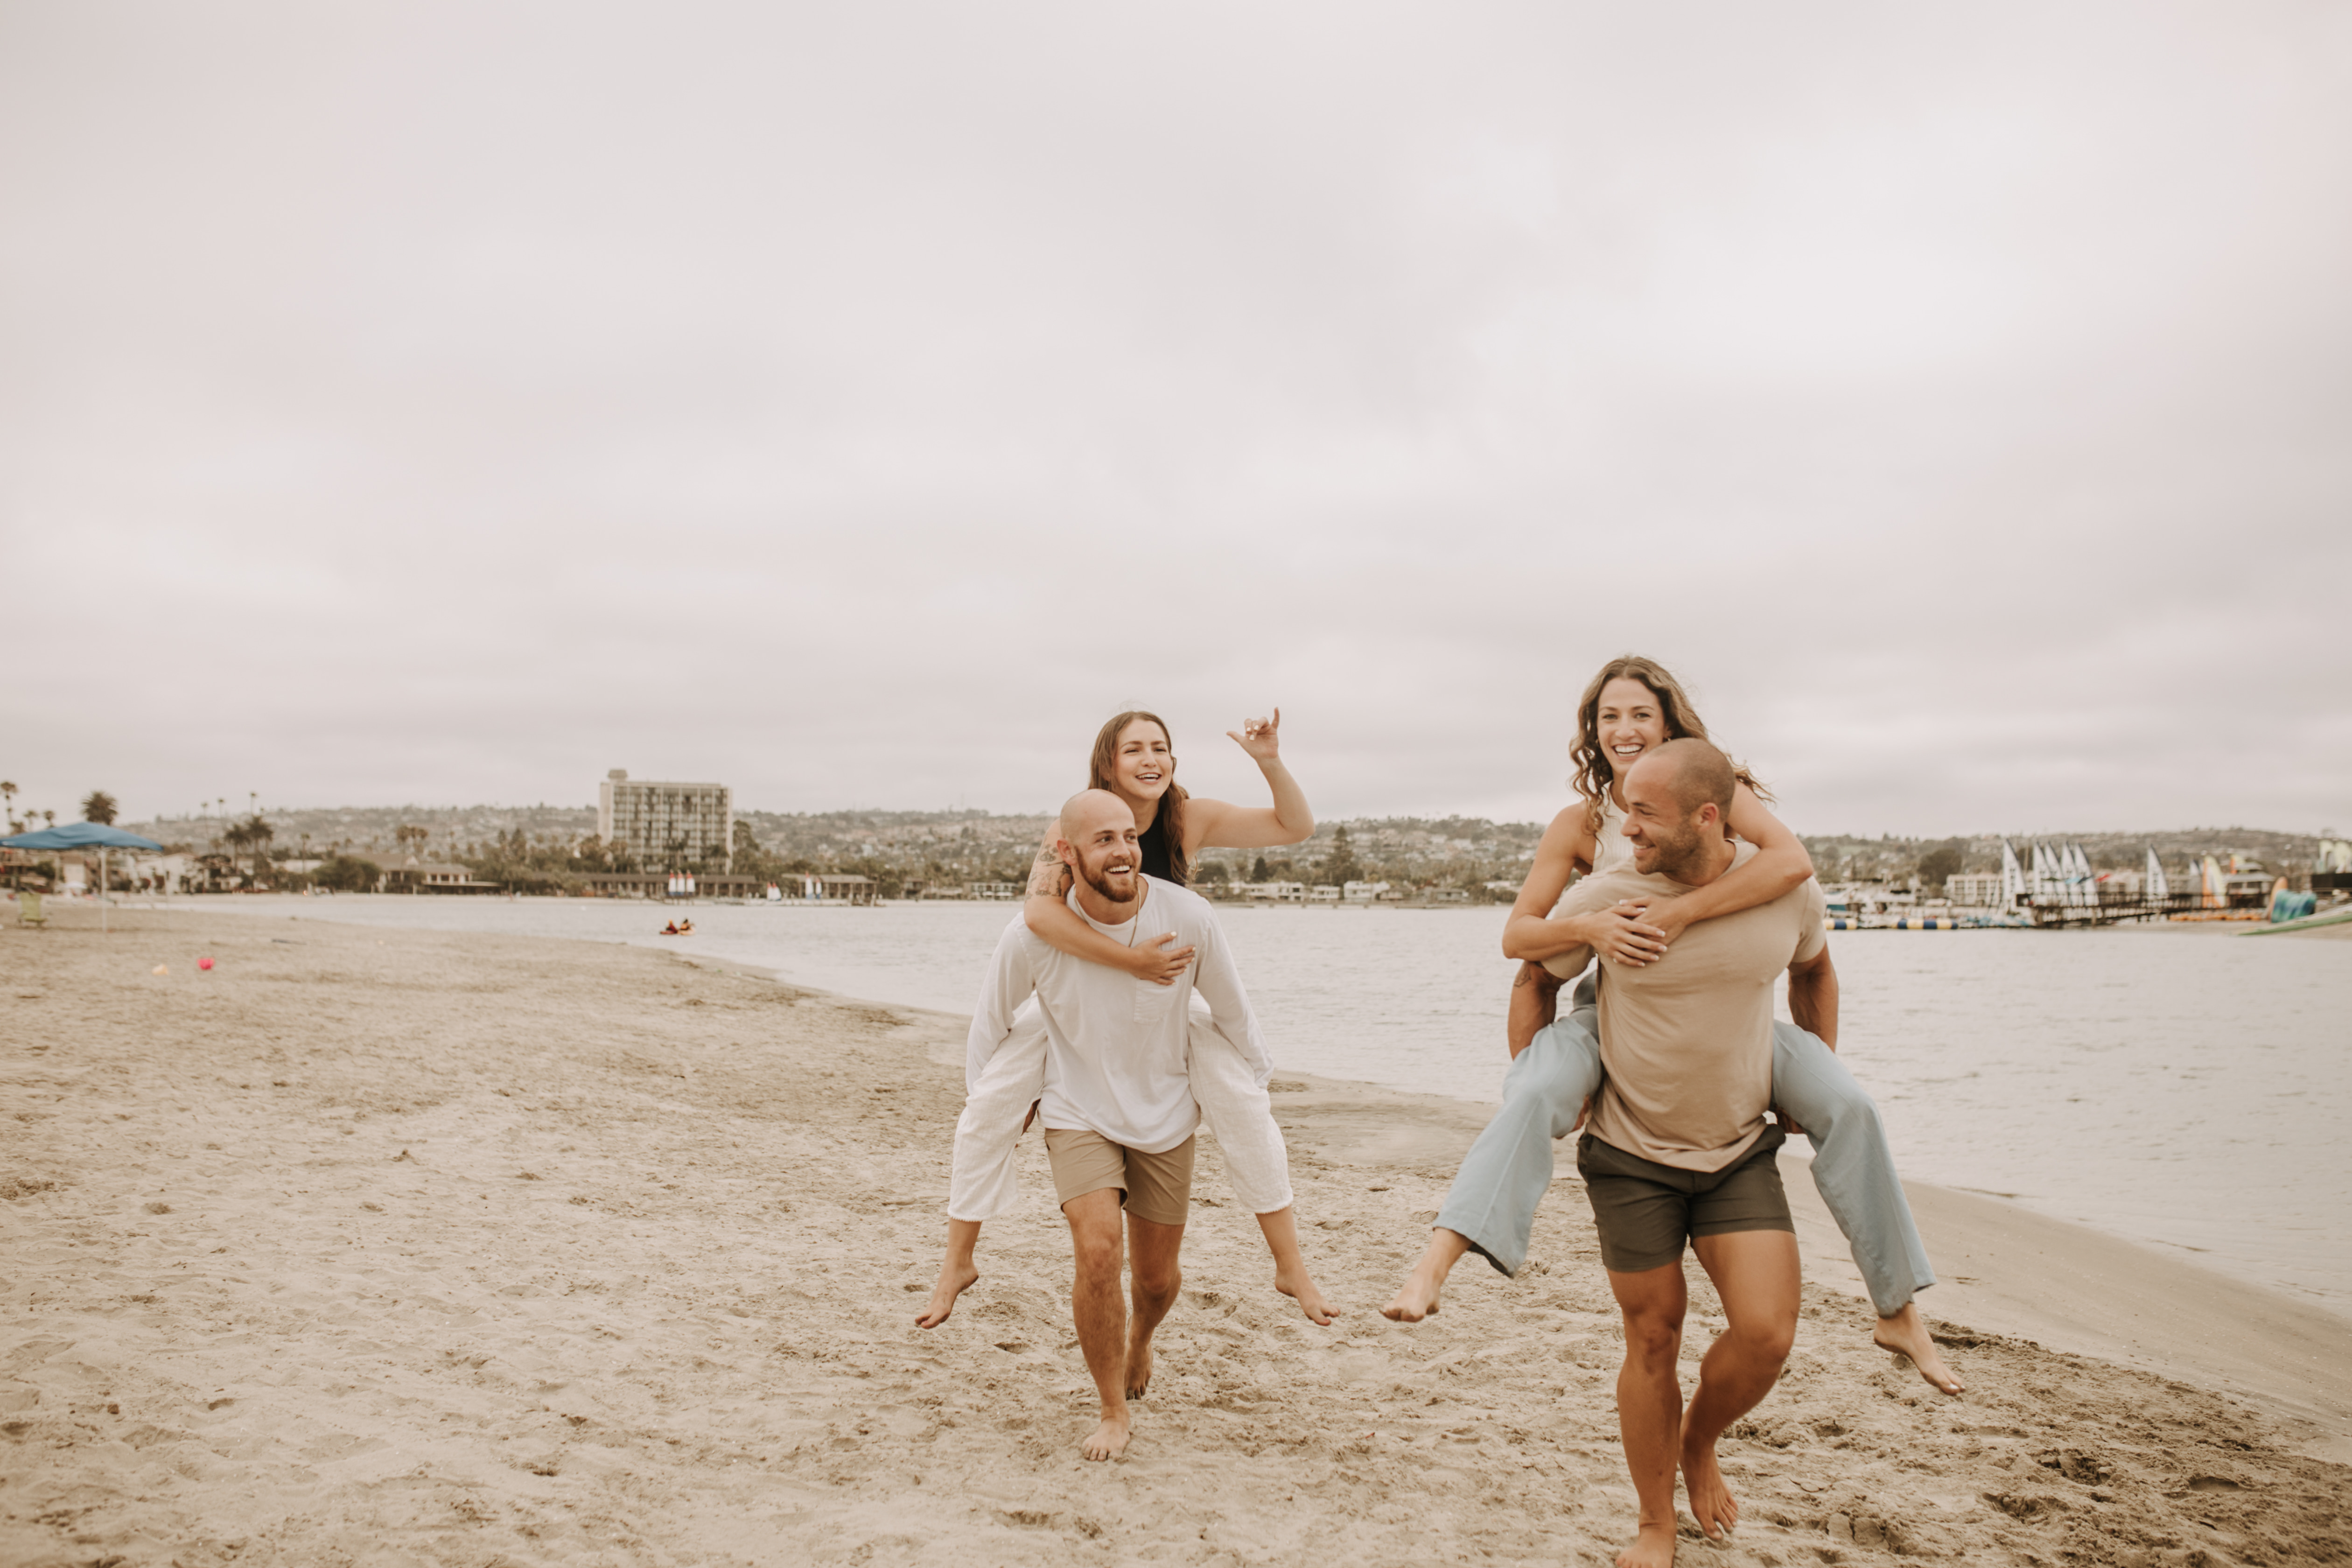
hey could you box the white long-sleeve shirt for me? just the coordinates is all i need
[964,875,1271,1153]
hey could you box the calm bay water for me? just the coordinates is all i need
[182,895,2350,1308]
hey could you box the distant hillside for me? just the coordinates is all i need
[117,803,2323,891]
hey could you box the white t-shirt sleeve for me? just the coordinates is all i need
[966,919,1039,1091]
[1188,908,1273,1087]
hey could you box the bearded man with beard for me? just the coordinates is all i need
[1544,739,1832,1568]
[957,788,1274,1462]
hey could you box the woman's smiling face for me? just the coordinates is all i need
[1110,719,1175,803]
[1594,677,1671,776]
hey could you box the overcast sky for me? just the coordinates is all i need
[4,1,2347,837]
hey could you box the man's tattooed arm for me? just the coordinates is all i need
[1026,839,1072,900]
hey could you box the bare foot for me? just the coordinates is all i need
[1615,1522,1678,1568]
[1679,1428,1739,1542]
[915,1259,979,1330]
[1874,1302,1963,1394]
[1381,1261,1445,1323]
[1081,1412,1130,1461]
[1276,1264,1337,1326]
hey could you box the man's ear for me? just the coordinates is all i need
[1055,837,1078,867]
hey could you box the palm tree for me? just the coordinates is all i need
[242,814,274,874]
[82,791,119,826]
[1,780,17,831]
[41,809,55,828]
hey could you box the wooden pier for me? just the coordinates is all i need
[2017,890,2263,929]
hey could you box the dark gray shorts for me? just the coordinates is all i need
[1575,1126,1792,1274]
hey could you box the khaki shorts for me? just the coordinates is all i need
[1043,1128,1196,1227]
[1575,1126,1792,1274]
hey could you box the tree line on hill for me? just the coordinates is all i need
[37,788,2331,899]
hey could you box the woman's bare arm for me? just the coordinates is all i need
[1500,808,1671,966]
[1503,807,1680,968]
[1501,809,1589,956]
[1642,783,1816,944]
[1178,710,1316,854]
[1021,823,1193,983]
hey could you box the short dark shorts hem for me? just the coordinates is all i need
[1576,1126,1792,1274]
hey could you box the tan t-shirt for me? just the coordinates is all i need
[1550,840,1829,1172]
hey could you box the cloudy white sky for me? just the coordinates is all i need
[4,1,2347,836]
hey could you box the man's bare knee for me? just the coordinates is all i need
[1066,1202,1125,1278]
[1725,1314,1796,1365]
[1618,1296,1684,1365]
[1073,1234,1122,1276]
[1131,1262,1182,1311]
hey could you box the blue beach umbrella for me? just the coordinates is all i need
[2,823,165,932]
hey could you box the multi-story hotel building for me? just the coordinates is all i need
[597,770,733,870]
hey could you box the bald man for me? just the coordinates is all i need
[1548,741,1829,1568]
[954,789,1273,1461]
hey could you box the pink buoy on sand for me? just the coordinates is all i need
[198,956,214,971]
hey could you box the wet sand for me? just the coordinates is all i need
[3,906,2346,1565]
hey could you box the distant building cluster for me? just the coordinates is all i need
[598,770,732,871]
[80,791,2343,910]
[1943,872,2004,906]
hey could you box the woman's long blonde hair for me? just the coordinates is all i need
[1087,709,1190,887]
[1569,655,1770,832]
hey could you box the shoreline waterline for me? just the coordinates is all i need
[119,891,2352,1314]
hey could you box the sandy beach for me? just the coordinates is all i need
[4,906,2347,1567]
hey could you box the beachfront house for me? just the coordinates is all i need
[785,874,881,906]
[128,853,197,894]
[383,858,500,894]
[336,852,497,894]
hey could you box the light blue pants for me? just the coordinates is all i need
[1434,982,1936,1317]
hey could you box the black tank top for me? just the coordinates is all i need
[1138,815,1178,885]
